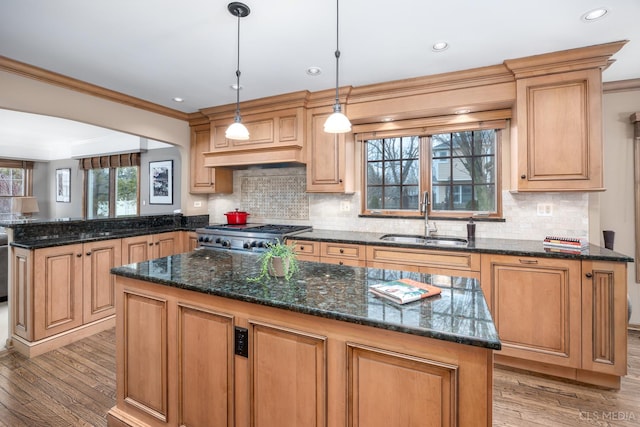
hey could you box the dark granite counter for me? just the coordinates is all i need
[111,249,501,351]
[3,214,209,249]
[290,229,634,263]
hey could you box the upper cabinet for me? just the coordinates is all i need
[201,91,308,168]
[505,40,627,192]
[306,90,355,193]
[189,121,232,194]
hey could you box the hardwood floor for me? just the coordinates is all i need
[0,329,638,426]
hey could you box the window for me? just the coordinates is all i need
[362,115,505,219]
[430,130,496,213]
[80,154,140,218]
[0,160,33,220]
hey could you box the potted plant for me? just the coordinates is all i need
[249,239,299,281]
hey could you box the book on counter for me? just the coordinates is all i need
[369,278,442,305]
[543,236,588,249]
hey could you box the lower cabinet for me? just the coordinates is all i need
[480,254,627,388]
[109,276,493,427]
[121,232,181,264]
[12,238,121,347]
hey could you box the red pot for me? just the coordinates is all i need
[225,209,250,225]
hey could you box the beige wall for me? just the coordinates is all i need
[0,69,210,215]
[602,88,640,326]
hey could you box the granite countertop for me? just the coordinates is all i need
[111,249,501,351]
[6,214,209,249]
[290,229,634,263]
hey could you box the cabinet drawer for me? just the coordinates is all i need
[321,242,365,261]
[292,240,320,257]
[366,245,480,272]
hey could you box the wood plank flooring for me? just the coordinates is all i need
[0,329,638,426]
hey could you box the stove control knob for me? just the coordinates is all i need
[221,240,230,247]
[243,241,254,249]
[256,241,264,248]
[198,236,204,242]
[215,237,222,244]
[202,236,211,243]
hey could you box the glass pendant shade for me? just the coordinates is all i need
[324,105,352,133]
[225,116,250,140]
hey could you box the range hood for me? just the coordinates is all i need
[203,144,305,168]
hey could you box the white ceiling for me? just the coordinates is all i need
[1,0,639,161]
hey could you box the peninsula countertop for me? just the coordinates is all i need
[111,248,501,350]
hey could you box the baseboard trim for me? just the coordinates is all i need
[11,315,115,358]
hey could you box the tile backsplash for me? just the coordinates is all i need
[209,166,589,241]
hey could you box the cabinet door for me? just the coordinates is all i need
[82,238,121,323]
[190,124,233,194]
[581,260,627,376]
[481,254,581,367]
[186,231,199,252]
[121,235,153,264]
[514,69,603,191]
[347,343,458,427]
[154,232,179,259]
[250,321,327,427]
[33,244,83,340]
[306,108,354,193]
[177,304,234,427]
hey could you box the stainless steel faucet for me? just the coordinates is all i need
[420,191,437,237]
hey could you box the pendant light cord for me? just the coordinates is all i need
[334,0,341,106]
[235,9,242,119]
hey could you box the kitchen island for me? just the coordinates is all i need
[107,249,500,427]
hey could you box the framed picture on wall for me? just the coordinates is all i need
[56,168,71,203]
[149,160,173,204]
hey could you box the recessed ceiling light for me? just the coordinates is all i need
[582,8,608,22]
[230,84,244,91]
[306,66,322,76]
[381,117,394,122]
[172,97,184,103]
[455,109,471,114]
[432,41,449,52]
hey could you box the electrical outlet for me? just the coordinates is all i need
[194,201,202,208]
[536,203,553,216]
[340,201,351,212]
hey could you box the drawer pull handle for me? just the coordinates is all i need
[519,259,538,264]
[339,261,344,265]
[300,246,305,250]
[339,248,344,254]
[149,243,154,246]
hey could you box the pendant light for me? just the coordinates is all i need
[323,0,351,134]
[225,2,250,141]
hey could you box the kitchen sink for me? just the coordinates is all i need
[380,234,468,247]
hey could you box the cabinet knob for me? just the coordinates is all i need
[300,246,305,250]
[339,248,344,254]
[76,253,82,258]
[585,272,593,278]
[86,252,91,256]
[339,261,344,265]
[149,242,154,246]
[520,174,526,179]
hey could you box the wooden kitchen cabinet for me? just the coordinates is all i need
[11,238,121,351]
[189,123,233,194]
[306,106,355,193]
[121,232,181,264]
[480,253,628,388]
[320,241,365,267]
[512,69,604,191]
[290,239,320,262]
[581,260,628,379]
[110,275,494,427]
[366,245,481,278]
